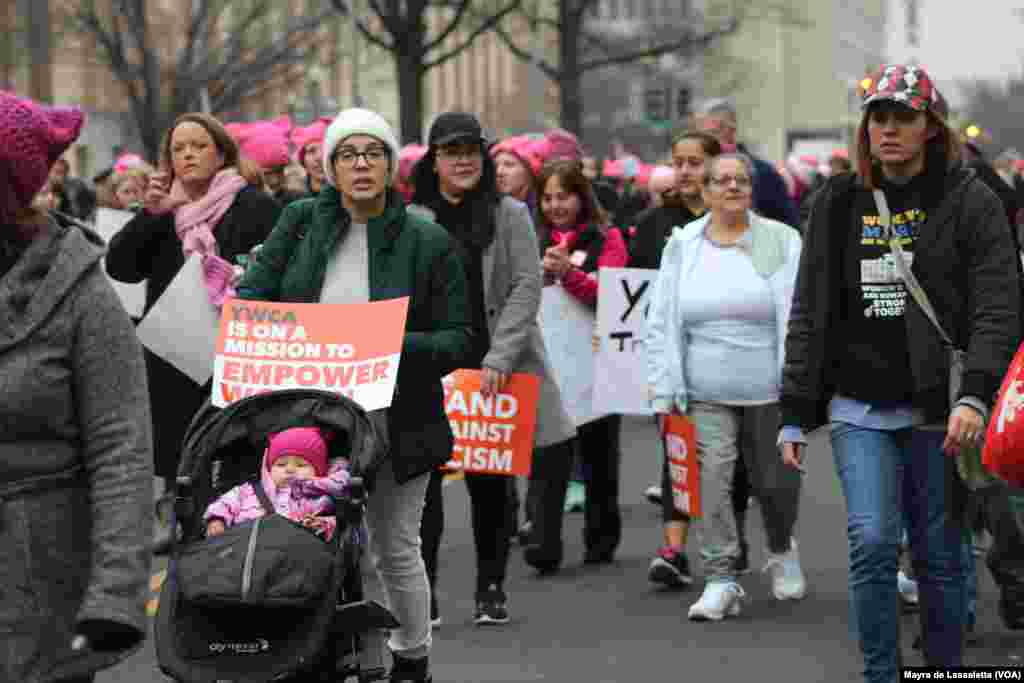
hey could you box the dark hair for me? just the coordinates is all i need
[410,140,500,249]
[854,106,962,190]
[671,130,722,158]
[535,158,610,231]
[161,113,241,184]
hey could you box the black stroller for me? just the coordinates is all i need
[155,389,399,682]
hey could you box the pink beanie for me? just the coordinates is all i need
[543,128,582,163]
[0,91,84,223]
[647,165,675,194]
[291,118,332,167]
[398,143,428,181]
[238,123,291,169]
[266,427,329,477]
[491,135,546,178]
[113,153,145,174]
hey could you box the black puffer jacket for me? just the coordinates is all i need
[781,165,1021,431]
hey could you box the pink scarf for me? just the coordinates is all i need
[160,168,248,306]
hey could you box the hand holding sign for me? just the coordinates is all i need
[480,367,510,398]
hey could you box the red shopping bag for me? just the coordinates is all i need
[662,415,701,518]
[982,341,1024,486]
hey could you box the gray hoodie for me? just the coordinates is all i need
[0,219,153,682]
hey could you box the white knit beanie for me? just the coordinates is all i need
[322,108,401,187]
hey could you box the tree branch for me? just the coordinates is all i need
[578,18,738,73]
[423,0,472,51]
[423,0,522,69]
[481,12,558,79]
[328,0,395,49]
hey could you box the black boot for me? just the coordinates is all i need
[390,653,431,683]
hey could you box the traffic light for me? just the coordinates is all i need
[645,88,669,122]
[676,87,691,118]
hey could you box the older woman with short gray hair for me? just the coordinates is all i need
[646,152,805,621]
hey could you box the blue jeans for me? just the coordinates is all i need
[830,424,966,682]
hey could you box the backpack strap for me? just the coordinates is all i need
[252,479,277,516]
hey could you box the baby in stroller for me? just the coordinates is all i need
[205,426,349,541]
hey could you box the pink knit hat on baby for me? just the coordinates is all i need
[266,427,330,477]
[0,91,84,224]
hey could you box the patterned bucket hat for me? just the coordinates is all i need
[862,64,945,117]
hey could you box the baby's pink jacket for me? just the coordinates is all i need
[204,457,350,540]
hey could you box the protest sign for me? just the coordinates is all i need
[136,254,219,384]
[212,297,409,411]
[594,267,656,415]
[94,207,145,318]
[441,370,540,476]
[538,284,606,427]
[663,415,701,518]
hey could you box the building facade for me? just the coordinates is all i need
[700,0,887,163]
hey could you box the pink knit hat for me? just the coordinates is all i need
[0,91,84,223]
[647,165,675,194]
[543,128,583,163]
[490,135,546,178]
[291,117,332,168]
[398,143,428,182]
[238,123,291,169]
[266,427,329,477]
[113,153,145,173]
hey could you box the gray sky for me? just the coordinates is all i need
[886,0,1024,105]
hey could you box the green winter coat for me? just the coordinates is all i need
[237,186,474,483]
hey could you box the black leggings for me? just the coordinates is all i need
[420,470,515,595]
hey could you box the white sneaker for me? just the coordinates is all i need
[687,581,746,621]
[644,484,663,506]
[763,538,807,601]
[897,569,919,607]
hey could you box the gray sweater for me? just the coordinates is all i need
[0,220,153,681]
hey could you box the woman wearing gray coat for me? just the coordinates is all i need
[413,112,576,626]
[0,94,153,683]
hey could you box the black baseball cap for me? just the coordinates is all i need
[428,112,485,147]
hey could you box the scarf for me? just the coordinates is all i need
[159,168,248,306]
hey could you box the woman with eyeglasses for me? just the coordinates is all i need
[410,112,576,626]
[238,108,475,683]
[645,152,806,621]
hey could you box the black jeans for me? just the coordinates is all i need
[578,415,622,556]
[420,470,515,595]
[525,439,575,560]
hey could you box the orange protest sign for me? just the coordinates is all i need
[212,297,409,410]
[442,370,541,476]
[664,415,701,518]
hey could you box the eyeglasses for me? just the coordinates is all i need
[436,143,482,161]
[335,146,389,167]
[710,175,753,189]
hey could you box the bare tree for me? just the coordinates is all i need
[487,1,741,135]
[61,0,336,162]
[488,1,812,137]
[328,0,522,143]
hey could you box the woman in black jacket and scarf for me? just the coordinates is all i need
[779,65,1020,681]
[412,112,577,623]
[107,114,280,550]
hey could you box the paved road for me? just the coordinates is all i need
[100,417,1022,682]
